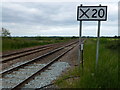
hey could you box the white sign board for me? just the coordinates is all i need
[77,6,107,21]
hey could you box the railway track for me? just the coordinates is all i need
[1,46,52,63]
[1,40,79,71]
[1,43,54,58]
[1,41,74,63]
[1,40,80,89]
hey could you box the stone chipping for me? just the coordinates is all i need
[23,62,70,89]
[1,62,70,89]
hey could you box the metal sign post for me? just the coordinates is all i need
[78,20,82,67]
[96,20,101,68]
[78,4,83,70]
[77,4,107,70]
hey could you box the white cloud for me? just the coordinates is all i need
[2,3,42,15]
[1,2,118,37]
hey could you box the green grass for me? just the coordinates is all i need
[2,37,77,52]
[0,37,2,52]
[55,38,119,88]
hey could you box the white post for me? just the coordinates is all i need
[96,20,101,68]
[78,4,82,68]
[78,20,82,66]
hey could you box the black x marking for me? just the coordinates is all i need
[79,8,90,18]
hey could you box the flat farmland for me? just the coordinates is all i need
[2,37,77,52]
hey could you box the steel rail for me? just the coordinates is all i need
[0,41,78,76]
[0,44,54,58]
[1,46,52,63]
[12,44,76,90]
[1,40,78,63]
[1,40,76,58]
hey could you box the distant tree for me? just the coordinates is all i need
[2,27,11,37]
[87,36,90,38]
[114,35,118,38]
[71,36,76,39]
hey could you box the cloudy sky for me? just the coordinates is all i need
[1,0,119,37]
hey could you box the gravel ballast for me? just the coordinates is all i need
[23,62,70,88]
[2,64,46,88]
[1,62,70,88]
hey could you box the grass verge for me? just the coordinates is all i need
[55,38,119,88]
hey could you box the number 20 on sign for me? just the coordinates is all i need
[77,6,107,21]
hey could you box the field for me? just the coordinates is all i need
[55,37,119,88]
[1,37,77,52]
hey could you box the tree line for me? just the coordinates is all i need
[0,27,119,38]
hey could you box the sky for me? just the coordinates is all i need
[1,0,119,37]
